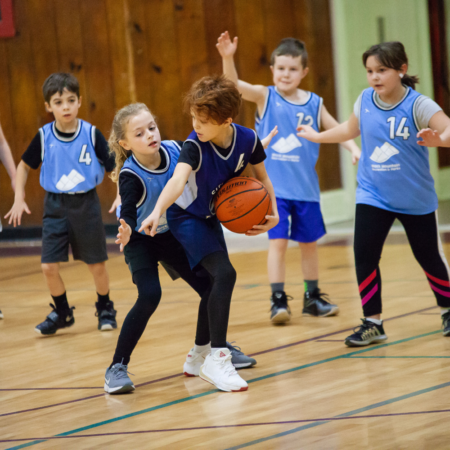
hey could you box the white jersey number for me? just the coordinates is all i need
[387,117,410,140]
[79,144,92,165]
[296,112,313,128]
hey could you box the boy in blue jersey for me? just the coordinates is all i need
[140,75,279,392]
[6,73,118,335]
[217,32,361,323]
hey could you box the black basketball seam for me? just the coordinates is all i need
[219,192,269,224]
[258,198,272,225]
[215,186,264,210]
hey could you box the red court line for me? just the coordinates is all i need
[0,305,437,417]
[1,408,449,443]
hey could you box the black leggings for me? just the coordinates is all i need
[354,204,450,317]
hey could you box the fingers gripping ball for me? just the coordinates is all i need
[214,177,272,234]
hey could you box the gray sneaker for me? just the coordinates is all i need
[226,342,257,369]
[104,363,135,394]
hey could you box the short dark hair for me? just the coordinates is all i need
[42,73,80,103]
[270,38,308,68]
[362,42,419,90]
[184,74,242,124]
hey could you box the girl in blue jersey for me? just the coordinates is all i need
[298,42,450,347]
[104,103,256,394]
[217,32,361,324]
[141,75,279,392]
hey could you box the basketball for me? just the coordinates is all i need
[214,177,272,234]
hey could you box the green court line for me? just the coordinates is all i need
[226,380,450,449]
[348,355,450,359]
[6,329,441,450]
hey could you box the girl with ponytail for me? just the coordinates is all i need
[298,41,450,347]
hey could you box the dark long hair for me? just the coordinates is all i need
[362,42,419,90]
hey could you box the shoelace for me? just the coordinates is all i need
[227,341,243,355]
[351,319,375,335]
[270,294,293,312]
[111,364,135,379]
[312,290,331,305]
[216,354,238,376]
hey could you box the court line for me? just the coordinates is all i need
[348,355,450,359]
[5,330,441,450]
[2,408,450,443]
[226,381,450,449]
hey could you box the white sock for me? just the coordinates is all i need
[441,308,450,316]
[366,317,382,325]
[194,343,211,353]
[211,347,227,355]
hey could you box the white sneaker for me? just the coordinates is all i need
[199,348,248,392]
[183,347,210,377]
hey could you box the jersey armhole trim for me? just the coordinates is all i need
[257,88,271,122]
[120,168,147,208]
[185,139,202,172]
[91,126,96,148]
[39,128,45,162]
[412,96,421,133]
[171,140,182,151]
[317,97,324,130]
[251,129,257,153]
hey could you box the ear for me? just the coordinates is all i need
[301,67,309,79]
[270,65,274,75]
[399,63,408,76]
[223,117,233,126]
[44,102,52,113]
[78,96,82,107]
[119,139,131,151]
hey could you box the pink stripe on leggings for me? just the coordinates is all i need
[361,284,378,306]
[425,272,450,287]
[429,282,450,298]
[359,269,377,293]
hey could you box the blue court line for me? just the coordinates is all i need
[226,380,450,450]
[6,329,441,450]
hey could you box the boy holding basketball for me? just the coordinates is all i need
[217,32,361,323]
[140,75,278,392]
[6,73,118,335]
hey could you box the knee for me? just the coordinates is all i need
[41,263,59,278]
[219,264,237,286]
[88,262,106,276]
[137,285,162,313]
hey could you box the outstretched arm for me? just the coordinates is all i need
[4,160,31,226]
[139,163,192,236]
[0,122,16,190]
[298,112,360,145]
[417,111,450,147]
[216,31,268,114]
[320,106,361,164]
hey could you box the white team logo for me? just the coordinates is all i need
[370,142,400,163]
[56,169,85,191]
[276,102,281,107]
[234,153,245,172]
[272,133,302,154]
[365,108,370,113]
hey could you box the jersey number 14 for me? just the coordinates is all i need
[79,144,92,165]
[387,117,410,140]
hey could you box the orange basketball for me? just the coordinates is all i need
[214,177,272,234]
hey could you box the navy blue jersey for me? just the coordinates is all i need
[121,140,181,234]
[357,87,437,214]
[39,120,105,193]
[175,124,258,218]
[255,86,322,202]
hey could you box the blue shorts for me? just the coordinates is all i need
[268,198,326,243]
[167,204,227,270]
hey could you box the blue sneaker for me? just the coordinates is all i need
[227,342,257,368]
[104,363,135,394]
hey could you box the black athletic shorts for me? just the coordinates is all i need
[41,189,108,264]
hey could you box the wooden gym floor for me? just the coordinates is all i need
[1,232,450,449]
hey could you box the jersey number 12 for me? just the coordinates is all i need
[79,145,92,165]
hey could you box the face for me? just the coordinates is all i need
[191,110,231,142]
[365,55,406,96]
[45,88,81,124]
[119,110,161,157]
[271,55,308,92]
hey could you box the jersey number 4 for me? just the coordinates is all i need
[387,117,410,140]
[79,145,92,165]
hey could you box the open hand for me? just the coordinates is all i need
[4,200,31,227]
[417,128,442,147]
[261,126,278,149]
[216,31,238,58]
[116,219,132,252]
[297,125,320,142]
[245,214,279,236]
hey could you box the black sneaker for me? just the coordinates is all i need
[270,291,291,324]
[442,311,450,336]
[96,301,117,331]
[35,303,75,335]
[345,319,388,347]
[0,309,3,319]
[303,288,339,317]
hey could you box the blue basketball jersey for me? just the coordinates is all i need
[121,140,181,234]
[255,86,323,202]
[357,87,437,215]
[175,124,257,218]
[39,120,105,193]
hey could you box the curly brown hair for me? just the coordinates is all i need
[184,74,242,124]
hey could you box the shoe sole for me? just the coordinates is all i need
[302,306,340,317]
[443,330,450,337]
[104,383,135,394]
[271,310,291,324]
[199,367,248,392]
[233,362,256,369]
[344,335,388,347]
[100,324,117,331]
